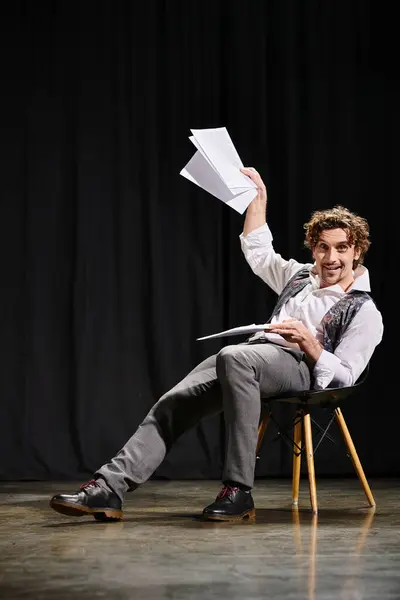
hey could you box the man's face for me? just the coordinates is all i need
[312,228,361,290]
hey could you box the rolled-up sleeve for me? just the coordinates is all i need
[313,350,347,389]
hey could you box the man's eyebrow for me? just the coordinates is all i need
[317,240,350,245]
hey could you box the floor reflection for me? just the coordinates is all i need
[291,506,375,600]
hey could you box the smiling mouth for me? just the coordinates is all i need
[323,266,341,272]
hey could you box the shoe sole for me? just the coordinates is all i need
[203,508,256,522]
[50,499,123,521]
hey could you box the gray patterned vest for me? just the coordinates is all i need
[267,266,371,352]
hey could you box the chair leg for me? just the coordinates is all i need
[292,410,303,506]
[334,407,376,507]
[256,411,270,455]
[303,409,318,514]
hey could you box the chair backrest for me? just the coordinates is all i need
[263,363,370,408]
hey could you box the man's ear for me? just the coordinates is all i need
[354,247,361,261]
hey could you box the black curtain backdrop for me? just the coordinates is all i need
[0,1,397,481]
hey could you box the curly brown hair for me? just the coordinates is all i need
[303,205,371,268]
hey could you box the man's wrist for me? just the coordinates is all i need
[246,203,267,216]
[300,337,323,362]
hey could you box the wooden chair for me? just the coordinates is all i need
[256,366,374,514]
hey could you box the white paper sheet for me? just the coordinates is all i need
[180,127,258,214]
[196,323,271,341]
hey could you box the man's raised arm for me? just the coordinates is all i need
[241,167,267,236]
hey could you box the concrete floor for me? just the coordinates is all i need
[0,478,399,599]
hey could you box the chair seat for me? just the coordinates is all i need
[263,386,354,407]
[262,364,369,407]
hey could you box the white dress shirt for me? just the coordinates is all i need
[240,223,383,389]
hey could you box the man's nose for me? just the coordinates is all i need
[326,248,338,261]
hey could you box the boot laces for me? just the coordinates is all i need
[217,485,239,501]
[80,479,99,490]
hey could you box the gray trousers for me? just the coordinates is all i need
[96,342,311,500]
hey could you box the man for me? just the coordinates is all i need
[50,167,383,522]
